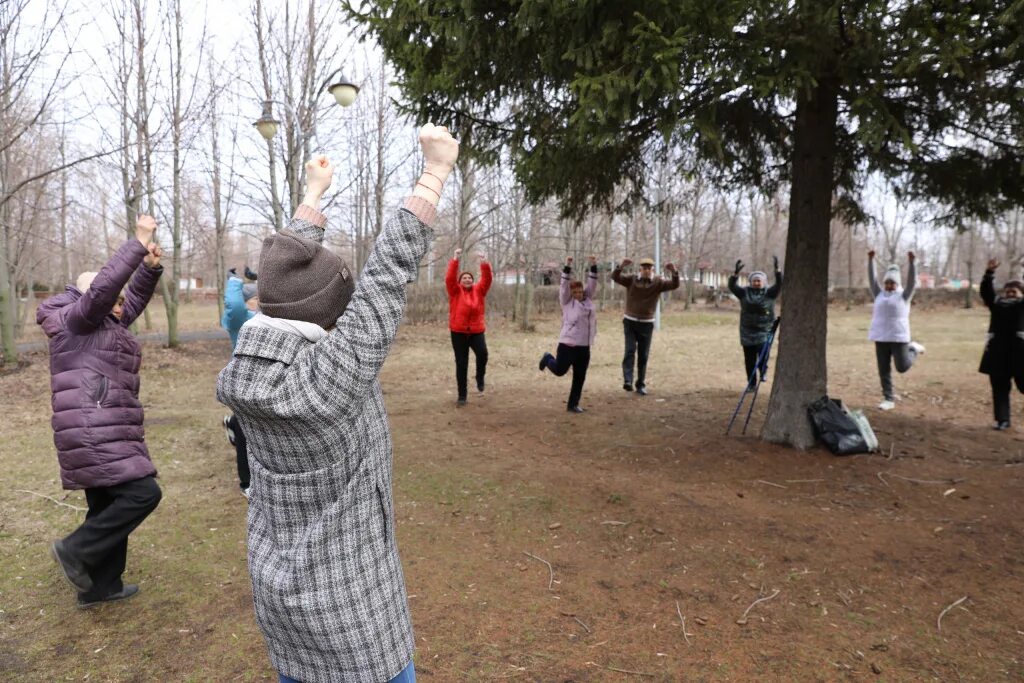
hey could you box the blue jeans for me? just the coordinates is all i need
[279,661,415,683]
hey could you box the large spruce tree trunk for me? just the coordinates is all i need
[762,82,838,449]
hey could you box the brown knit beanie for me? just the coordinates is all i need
[257,230,354,329]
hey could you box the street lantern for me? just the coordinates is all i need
[328,76,359,107]
[253,101,280,141]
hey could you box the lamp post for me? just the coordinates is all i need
[252,73,360,142]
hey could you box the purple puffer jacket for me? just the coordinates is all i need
[36,239,163,490]
[558,269,599,347]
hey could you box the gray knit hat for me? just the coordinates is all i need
[257,230,354,329]
[242,283,258,301]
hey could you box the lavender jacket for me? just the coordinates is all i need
[558,267,599,347]
[36,239,163,490]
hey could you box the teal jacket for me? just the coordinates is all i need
[221,276,256,349]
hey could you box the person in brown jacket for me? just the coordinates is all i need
[611,257,679,395]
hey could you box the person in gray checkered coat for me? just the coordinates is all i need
[217,124,459,683]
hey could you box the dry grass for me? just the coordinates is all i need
[1,304,1021,681]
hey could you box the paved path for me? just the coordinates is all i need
[17,329,226,354]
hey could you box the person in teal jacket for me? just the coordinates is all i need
[221,268,259,496]
[221,269,259,347]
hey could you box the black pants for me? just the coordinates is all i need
[228,414,250,490]
[622,319,654,388]
[451,331,488,399]
[544,344,591,408]
[743,344,762,386]
[63,476,162,600]
[990,373,1024,424]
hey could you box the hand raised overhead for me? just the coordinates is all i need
[135,214,157,247]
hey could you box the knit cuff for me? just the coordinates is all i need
[404,196,437,226]
[294,204,327,227]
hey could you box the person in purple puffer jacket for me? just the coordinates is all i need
[36,214,164,609]
[538,256,599,412]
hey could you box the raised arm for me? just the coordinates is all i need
[728,259,745,297]
[476,256,493,297]
[559,259,573,305]
[902,252,917,301]
[584,257,598,299]
[66,215,156,334]
[766,255,783,297]
[660,263,681,292]
[867,251,881,297]
[221,274,249,333]
[445,254,460,298]
[301,125,457,415]
[980,259,998,308]
[119,244,163,327]
[611,259,632,287]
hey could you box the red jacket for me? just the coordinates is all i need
[446,259,492,333]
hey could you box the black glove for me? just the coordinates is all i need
[228,267,237,276]
[773,255,779,271]
[734,260,744,275]
[590,264,598,274]
[563,265,572,274]
[244,266,258,281]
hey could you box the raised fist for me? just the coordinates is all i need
[867,250,876,259]
[143,243,162,268]
[135,214,157,246]
[907,251,916,263]
[476,252,487,262]
[588,255,597,266]
[665,262,677,273]
[244,265,258,281]
[419,123,459,178]
[454,248,462,259]
[734,259,744,275]
[305,155,334,196]
[773,255,780,271]
[565,256,574,266]
[620,258,633,268]
[986,258,1000,271]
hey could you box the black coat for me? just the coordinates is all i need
[729,271,782,347]
[978,270,1024,381]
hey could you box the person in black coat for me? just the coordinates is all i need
[728,256,782,388]
[979,258,1024,430]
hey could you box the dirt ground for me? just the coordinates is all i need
[1,303,1022,682]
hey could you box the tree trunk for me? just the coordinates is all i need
[762,81,839,449]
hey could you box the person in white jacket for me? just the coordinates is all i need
[867,250,926,410]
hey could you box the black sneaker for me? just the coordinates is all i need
[477,379,485,393]
[77,584,139,609]
[567,406,585,413]
[622,383,633,392]
[51,540,92,593]
[539,353,553,372]
[457,397,467,407]
[994,421,1011,431]
[636,386,648,396]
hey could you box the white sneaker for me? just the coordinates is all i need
[223,415,236,446]
[908,341,926,355]
[878,400,895,411]
[241,487,250,500]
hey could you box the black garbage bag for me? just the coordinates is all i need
[807,396,878,455]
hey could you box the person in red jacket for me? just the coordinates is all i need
[446,247,492,405]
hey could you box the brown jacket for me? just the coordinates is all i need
[611,266,680,321]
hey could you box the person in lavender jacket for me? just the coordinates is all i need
[36,215,165,609]
[539,255,599,412]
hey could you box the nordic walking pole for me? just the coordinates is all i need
[740,317,781,434]
[727,317,780,435]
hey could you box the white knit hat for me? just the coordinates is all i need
[882,265,902,287]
